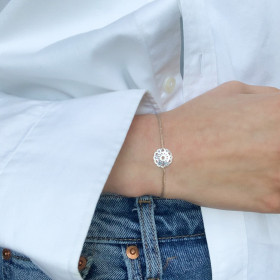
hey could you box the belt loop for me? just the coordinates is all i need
[136,195,163,279]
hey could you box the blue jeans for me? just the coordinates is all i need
[0,194,212,279]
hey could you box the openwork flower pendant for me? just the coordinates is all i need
[153,148,173,168]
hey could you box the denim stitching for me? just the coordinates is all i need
[159,233,205,240]
[130,257,142,280]
[140,202,152,277]
[85,233,205,242]
[122,245,133,280]
[86,237,142,241]
[129,257,136,280]
[12,256,30,261]
[137,257,143,280]
[149,199,161,279]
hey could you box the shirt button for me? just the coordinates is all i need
[2,249,12,260]
[78,256,87,271]
[163,77,176,94]
[126,245,139,259]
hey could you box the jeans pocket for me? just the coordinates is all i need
[1,248,52,280]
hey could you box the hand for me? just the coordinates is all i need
[162,81,280,213]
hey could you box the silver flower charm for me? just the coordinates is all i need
[153,148,173,168]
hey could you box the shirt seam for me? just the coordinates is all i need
[0,101,54,176]
[132,11,161,114]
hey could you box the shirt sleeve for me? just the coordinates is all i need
[0,89,147,280]
[0,0,162,278]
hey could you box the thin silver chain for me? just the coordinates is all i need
[155,113,166,198]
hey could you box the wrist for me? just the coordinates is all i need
[159,107,197,200]
[103,113,162,197]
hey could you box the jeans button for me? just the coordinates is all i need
[78,256,87,271]
[2,249,11,260]
[126,245,139,259]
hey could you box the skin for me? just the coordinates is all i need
[103,81,280,213]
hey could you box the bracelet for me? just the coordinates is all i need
[153,113,173,198]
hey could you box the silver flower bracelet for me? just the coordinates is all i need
[153,113,173,198]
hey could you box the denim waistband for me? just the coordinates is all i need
[85,193,205,243]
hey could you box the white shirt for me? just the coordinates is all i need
[0,0,280,279]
